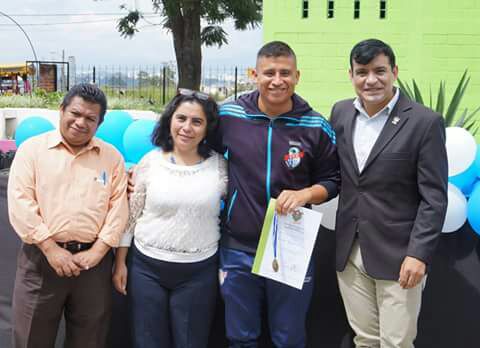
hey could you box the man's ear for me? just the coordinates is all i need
[392,65,399,80]
[252,68,258,83]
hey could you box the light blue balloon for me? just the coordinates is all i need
[123,120,157,163]
[15,116,55,148]
[467,183,480,235]
[96,110,134,156]
[125,162,136,171]
[449,162,477,195]
[475,144,480,178]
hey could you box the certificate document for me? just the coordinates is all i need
[252,198,323,290]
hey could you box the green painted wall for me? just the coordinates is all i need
[263,0,480,120]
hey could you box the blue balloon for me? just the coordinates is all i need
[475,144,480,178]
[449,162,477,195]
[125,162,136,171]
[463,179,478,198]
[467,183,480,235]
[123,120,157,163]
[15,116,55,148]
[96,111,133,156]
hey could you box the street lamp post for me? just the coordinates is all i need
[0,10,38,62]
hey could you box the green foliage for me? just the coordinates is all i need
[117,9,140,38]
[116,0,262,89]
[118,0,261,46]
[34,89,64,106]
[105,97,164,113]
[0,89,64,109]
[201,25,228,47]
[0,95,47,108]
[398,70,480,135]
[0,89,168,113]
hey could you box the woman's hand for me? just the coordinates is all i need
[127,166,137,198]
[112,261,128,295]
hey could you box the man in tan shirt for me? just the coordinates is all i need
[8,83,128,348]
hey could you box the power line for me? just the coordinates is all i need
[0,18,123,26]
[0,15,159,27]
[7,12,157,17]
[0,23,161,33]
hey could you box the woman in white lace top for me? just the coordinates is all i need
[112,90,227,348]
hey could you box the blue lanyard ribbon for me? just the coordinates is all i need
[273,213,278,259]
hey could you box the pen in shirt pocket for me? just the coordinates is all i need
[95,171,108,186]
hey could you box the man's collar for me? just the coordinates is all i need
[46,130,63,149]
[47,130,101,154]
[353,88,400,119]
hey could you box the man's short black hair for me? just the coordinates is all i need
[257,41,297,62]
[350,39,396,70]
[151,93,219,159]
[60,83,107,124]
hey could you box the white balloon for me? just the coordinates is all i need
[442,183,467,233]
[312,196,339,230]
[445,127,477,176]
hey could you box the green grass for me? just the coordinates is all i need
[107,97,164,113]
[0,95,49,108]
[0,82,252,113]
[0,91,165,113]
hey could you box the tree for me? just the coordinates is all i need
[117,0,262,90]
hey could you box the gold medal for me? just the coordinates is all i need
[272,259,279,272]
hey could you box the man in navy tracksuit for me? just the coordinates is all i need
[215,41,340,347]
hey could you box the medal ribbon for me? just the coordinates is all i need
[273,213,278,261]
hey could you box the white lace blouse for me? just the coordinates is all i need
[119,149,228,263]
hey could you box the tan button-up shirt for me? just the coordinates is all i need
[8,130,129,247]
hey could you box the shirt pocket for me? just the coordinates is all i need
[81,170,111,217]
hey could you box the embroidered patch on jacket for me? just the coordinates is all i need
[284,146,304,169]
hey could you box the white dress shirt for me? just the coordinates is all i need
[352,88,400,172]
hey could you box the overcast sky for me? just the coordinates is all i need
[0,0,263,68]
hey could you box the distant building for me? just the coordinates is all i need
[263,0,480,116]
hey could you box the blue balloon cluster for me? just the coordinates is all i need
[450,144,480,235]
[15,116,55,148]
[96,110,134,156]
[95,111,157,165]
[13,112,158,171]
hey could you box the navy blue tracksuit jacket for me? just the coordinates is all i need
[215,90,340,254]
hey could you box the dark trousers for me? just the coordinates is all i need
[127,243,218,348]
[12,243,113,348]
[219,247,314,348]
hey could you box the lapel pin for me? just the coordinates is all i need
[392,116,400,125]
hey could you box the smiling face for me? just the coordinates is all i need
[350,53,398,116]
[253,55,300,116]
[59,96,101,150]
[170,101,207,154]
